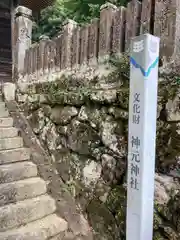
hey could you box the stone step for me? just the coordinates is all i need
[0,137,23,151]
[0,161,37,184]
[50,233,67,240]
[0,177,47,206]
[0,195,56,231]
[0,117,13,127]
[0,102,5,109]
[0,109,9,117]
[0,148,30,164]
[0,127,18,139]
[0,214,67,240]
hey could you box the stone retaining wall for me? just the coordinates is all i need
[14,57,180,239]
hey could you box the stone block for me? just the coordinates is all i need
[0,127,18,139]
[14,6,32,79]
[48,40,56,74]
[140,0,153,34]
[67,120,100,155]
[0,177,47,206]
[0,214,67,240]
[88,18,99,65]
[99,3,117,61]
[23,49,29,81]
[2,83,16,101]
[0,117,13,128]
[0,161,37,184]
[32,45,37,77]
[54,34,62,72]
[0,147,30,165]
[112,7,126,55]
[0,195,56,231]
[80,24,89,65]
[71,24,80,68]
[50,106,78,125]
[125,0,142,52]
[0,109,9,118]
[154,0,180,64]
[0,137,23,151]
[165,97,180,121]
[43,40,52,75]
[61,20,77,70]
[38,37,49,79]
[28,47,34,82]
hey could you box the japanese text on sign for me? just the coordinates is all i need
[130,93,141,191]
[133,93,140,124]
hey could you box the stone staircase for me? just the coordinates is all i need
[0,96,68,239]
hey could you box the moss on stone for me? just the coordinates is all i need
[154,201,164,230]
[16,53,180,240]
[106,186,126,236]
[153,231,165,240]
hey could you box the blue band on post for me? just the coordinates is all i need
[130,57,159,77]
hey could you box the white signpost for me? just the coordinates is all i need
[126,34,160,240]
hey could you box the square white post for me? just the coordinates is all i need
[126,34,160,240]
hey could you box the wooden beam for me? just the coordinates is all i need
[21,0,55,12]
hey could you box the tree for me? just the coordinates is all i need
[32,0,69,42]
[32,0,128,42]
[63,0,128,23]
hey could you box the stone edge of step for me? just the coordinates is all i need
[0,177,47,206]
[0,214,68,239]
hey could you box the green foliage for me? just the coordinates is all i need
[32,0,129,42]
[32,0,69,42]
[63,0,128,23]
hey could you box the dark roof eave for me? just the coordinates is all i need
[20,0,55,12]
